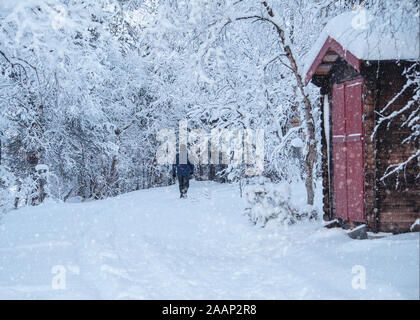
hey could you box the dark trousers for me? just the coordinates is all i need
[178,175,190,198]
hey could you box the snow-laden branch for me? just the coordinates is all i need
[371,62,419,181]
[381,149,420,181]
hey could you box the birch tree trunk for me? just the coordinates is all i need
[262,2,317,205]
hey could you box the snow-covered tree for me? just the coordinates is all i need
[142,0,351,207]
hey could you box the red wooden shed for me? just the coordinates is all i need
[304,11,419,233]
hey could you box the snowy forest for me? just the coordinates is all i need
[0,0,419,300]
[0,0,416,210]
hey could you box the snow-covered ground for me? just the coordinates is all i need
[0,181,418,299]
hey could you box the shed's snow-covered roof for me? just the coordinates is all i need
[303,9,419,80]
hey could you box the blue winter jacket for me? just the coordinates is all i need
[172,153,194,176]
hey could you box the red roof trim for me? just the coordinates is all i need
[305,36,361,85]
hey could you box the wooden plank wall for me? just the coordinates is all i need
[363,61,420,233]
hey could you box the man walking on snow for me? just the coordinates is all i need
[172,144,194,198]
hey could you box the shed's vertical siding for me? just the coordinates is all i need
[320,94,332,220]
[360,65,378,231]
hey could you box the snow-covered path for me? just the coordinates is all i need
[0,181,418,299]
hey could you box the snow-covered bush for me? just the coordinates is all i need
[0,165,16,215]
[243,178,317,227]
